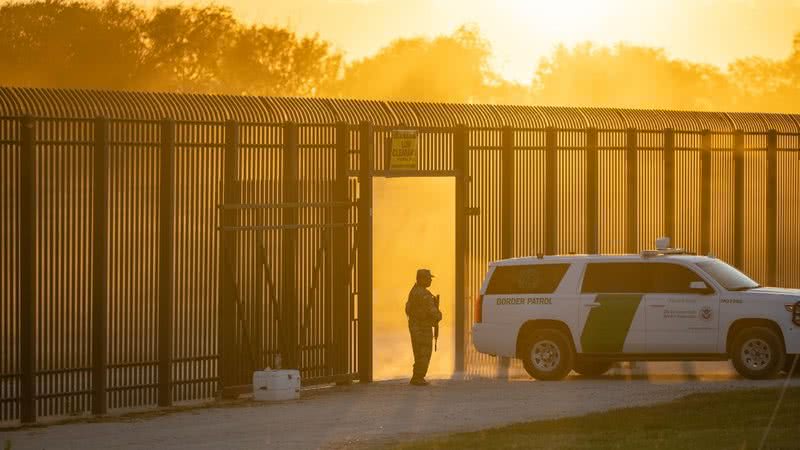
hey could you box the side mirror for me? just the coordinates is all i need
[794,301,800,326]
[690,281,713,294]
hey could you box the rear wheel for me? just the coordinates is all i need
[520,329,574,381]
[573,358,614,377]
[730,327,785,380]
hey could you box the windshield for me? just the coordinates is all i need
[697,260,760,291]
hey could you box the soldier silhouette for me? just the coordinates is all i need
[405,269,442,386]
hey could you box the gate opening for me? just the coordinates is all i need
[372,177,455,380]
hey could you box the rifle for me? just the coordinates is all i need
[433,295,440,351]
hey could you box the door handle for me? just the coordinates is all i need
[584,303,601,308]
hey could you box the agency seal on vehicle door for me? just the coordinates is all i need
[700,306,713,321]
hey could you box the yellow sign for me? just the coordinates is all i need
[390,130,418,171]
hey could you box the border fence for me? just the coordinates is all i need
[1,87,799,424]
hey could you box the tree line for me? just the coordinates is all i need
[1,0,799,113]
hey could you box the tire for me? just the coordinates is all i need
[730,327,785,380]
[520,328,574,381]
[783,355,800,377]
[573,358,614,377]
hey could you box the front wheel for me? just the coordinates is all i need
[730,327,785,380]
[520,329,574,381]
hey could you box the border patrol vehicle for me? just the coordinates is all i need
[472,238,800,380]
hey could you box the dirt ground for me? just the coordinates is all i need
[2,363,799,450]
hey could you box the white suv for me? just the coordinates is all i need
[471,242,800,381]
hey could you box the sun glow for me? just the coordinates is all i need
[500,0,625,43]
[508,0,616,35]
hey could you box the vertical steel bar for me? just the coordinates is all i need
[219,120,240,390]
[158,119,175,407]
[357,121,374,383]
[92,117,109,415]
[498,127,514,376]
[501,127,515,260]
[663,128,676,241]
[19,116,35,423]
[281,122,299,370]
[333,122,350,381]
[545,127,558,255]
[453,124,467,375]
[626,128,638,254]
[585,128,599,254]
[733,130,745,270]
[766,130,778,286]
[700,130,712,256]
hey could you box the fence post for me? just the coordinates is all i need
[281,122,299,371]
[545,127,558,255]
[766,130,778,286]
[19,115,36,424]
[626,128,638,254]
[357,121,373,383]
[663,129,675,241]
[498,126,515,378]
[453,124,467,376]
[733,130,745,270]
[700,130,712,256]
[333,122,350,382]
[92,117,109,415]
[585,128,599,254]
[219,120,240,391]
[158,119,175,407]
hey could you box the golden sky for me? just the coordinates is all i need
[128,0,800,82]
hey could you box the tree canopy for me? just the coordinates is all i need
[532,43,737,111]
[0,0,798,113]
[334,26,529,104]
[0,0,341,96]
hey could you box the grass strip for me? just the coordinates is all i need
[384,387,800,449]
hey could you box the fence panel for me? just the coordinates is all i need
[172,122,224,403]
[674,132,702,254]
[106,119,160,411]
[237,123,283,375]
[297,124,336,381]
[710,134,736,264]
[34,118,94,419]
[597,131,627,254]
[465,129,503,378]
[1,117,20,423]
[637,131,665,250]
[743,140,768,284]
[513,129,547,256]
[777,136,800,288]
[557,130,587,254]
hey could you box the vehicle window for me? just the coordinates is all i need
[582,262,708,294]
[649,263,707,293]
[581,263,646,293]
[486,264,570,295]
[696,260,760,291]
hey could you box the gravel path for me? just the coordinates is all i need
[3,366,799,450]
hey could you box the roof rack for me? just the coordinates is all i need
[641,248,692,257]
[640,236,695,257]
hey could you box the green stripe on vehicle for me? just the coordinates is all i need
[580,294,643,353]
